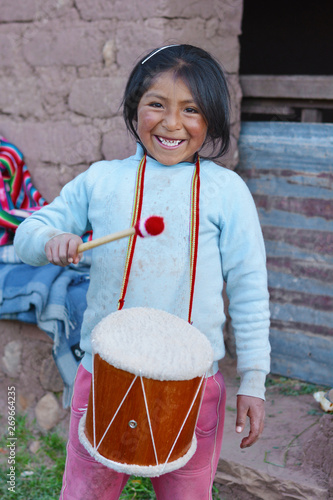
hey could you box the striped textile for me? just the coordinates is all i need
[0,137,92,245]
[0,136,47,245]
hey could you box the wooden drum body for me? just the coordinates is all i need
[79,307,214,477]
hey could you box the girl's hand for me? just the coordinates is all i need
[45,233,83,267]
[235,395,265,448]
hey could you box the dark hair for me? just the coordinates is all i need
[123,44,230,160]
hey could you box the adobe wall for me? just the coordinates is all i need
[0,0,243,427]
[0,0,243,201]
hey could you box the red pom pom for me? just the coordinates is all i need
[144,216,165,236]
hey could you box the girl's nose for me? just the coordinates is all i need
[162,109,182,130]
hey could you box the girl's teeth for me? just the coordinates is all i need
[158,137,182,146]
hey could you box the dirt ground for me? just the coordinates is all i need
[1,350,332,500]
[215,356,333,500]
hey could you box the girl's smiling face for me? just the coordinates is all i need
[136,71,208,165]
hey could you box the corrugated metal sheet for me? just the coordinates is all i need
[237,122,333,386]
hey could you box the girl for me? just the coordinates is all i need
[14,44,270,500]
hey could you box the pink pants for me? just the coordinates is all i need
[60,364,226,500]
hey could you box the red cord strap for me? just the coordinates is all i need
[188,157,200,324]
[118,154,200,325]
[118,154,147,310]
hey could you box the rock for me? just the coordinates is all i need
[216,458,328,500]
[29,440,42,454]
[302,414,333,493]
[39,357,64,393]
[103,39,116,67]
[2,340,22,378]
[35,392,61,431]
[17,392,36,412]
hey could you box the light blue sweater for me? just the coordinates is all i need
[14,145,270,399]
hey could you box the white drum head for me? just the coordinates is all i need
[91,307,214,381]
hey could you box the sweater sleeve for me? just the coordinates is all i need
[14,170,92,267]
[220,173,270,400]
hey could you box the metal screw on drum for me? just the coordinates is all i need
[128,420,137,429]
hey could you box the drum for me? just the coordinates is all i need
[79,307,214,477]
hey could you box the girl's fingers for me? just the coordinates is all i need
[236,395,265,449]
[45,234,83,267]
[68,238,82,264]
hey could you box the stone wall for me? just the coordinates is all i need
[0,0,243,428]
[0,321,68,431]
[0,0,243,201]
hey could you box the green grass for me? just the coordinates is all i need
[120,477,158,499]
[0,414,66,499]
[265,374,329,396]
[120,478,221,499]
[0,414,221,499]
[2,372,327,498]
[120,477,219,500]
[2,373,329,499]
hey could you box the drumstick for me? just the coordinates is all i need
[77,215,165,253]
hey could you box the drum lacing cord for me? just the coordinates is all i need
[92,354,96,448]
[160,374,205,475]
[91,365,203,468]
[139,371,159,466]
[91,354,139,452]
[90,365,209,468]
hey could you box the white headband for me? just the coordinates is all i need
[141,44,181,64]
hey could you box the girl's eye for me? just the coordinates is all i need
[185,107,199,114]
[149,102,163,108]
